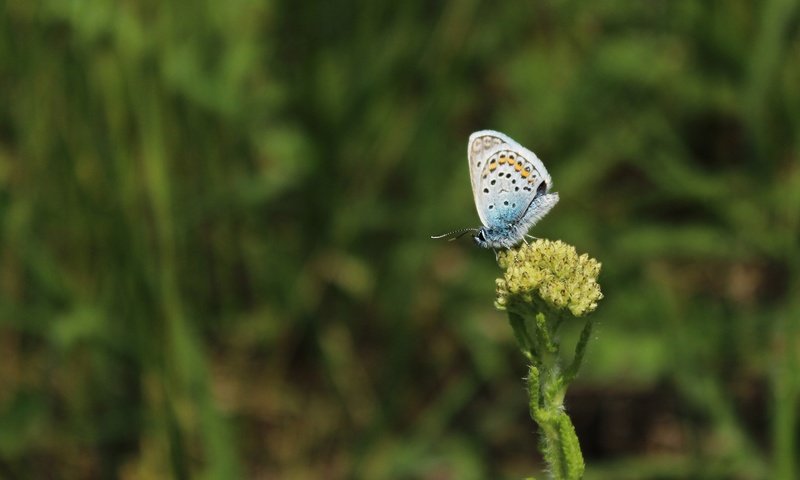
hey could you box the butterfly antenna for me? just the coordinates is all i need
[431,227,479,242]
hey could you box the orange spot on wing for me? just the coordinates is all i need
[515,161,523,171]
[520,169,530,178]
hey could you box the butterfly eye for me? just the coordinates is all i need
[474,229,487,246]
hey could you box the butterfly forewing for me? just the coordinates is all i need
[467,132,505,225]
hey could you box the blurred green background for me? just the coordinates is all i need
[1,1,799,479]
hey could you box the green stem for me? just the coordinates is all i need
[509,312,536,361]
[516,309,585,480]
[532,312,558,354]
[561,318,594,389]
[527,364,585,480]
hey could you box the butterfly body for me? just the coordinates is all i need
[466,130,559,249]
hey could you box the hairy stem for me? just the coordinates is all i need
[519,309,585,480]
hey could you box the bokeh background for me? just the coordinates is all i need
[2,1,799,479]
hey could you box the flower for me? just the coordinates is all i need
[495,239,603,317]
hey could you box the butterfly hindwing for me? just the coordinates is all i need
[467,130,553,229]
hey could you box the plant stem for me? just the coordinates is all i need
[509,312,536,361]
[515,309,586,480]
[527,364,584,480]
[562,318,594,389]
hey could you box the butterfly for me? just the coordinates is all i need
[433,130,559,249]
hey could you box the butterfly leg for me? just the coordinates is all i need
[525,234,539,241]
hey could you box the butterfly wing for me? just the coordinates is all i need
[467,130,553,228]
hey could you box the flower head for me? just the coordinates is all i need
[495,239,603,317]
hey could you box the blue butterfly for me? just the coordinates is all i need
[434,130,559,249]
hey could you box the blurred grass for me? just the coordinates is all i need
[1,0,799,478]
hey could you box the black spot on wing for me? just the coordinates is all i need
[536,181,547,197]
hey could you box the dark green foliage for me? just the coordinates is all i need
[0,1,798,478]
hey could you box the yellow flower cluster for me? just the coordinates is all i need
[495,239,603,317]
